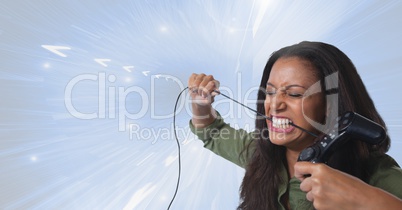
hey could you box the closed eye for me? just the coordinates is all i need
[287,92,303,98]
[264,89,276,96]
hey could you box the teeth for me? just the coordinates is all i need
[272,117,292,129]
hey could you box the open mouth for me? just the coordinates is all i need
[272,116,292,129]
[269,115,295,133]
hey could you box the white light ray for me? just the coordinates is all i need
[123,183,157,210]
[123,66,134,72]
[41,45,71,57]
[94,58,111,67]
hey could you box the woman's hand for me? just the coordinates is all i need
[188,73,220,128]
[294,161,402,210]
[188,73,220,106]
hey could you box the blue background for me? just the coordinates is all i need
[1,0,402,209]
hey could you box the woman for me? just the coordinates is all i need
[188,41,402,209]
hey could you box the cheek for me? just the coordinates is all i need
[302,96,326,122]
[264,97,271,112]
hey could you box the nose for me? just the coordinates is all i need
[266,92,286,112]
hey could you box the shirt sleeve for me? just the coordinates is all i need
[368,154,402,199]
[189,111,255,168]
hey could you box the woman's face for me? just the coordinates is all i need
[264,57,326,151]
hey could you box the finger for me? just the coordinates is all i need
[203,80,218,95]
[198,75,214,97]
[197,81,218,102]
[188,73,198,89]
[214,80,220,89]
[306,191,314,202]
[210,80,220,96]
[193,73,206,95]
[294,161,315,181]
[300,177,313,193]
[188,73,206,94]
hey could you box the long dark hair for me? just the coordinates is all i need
[238,41,390,210]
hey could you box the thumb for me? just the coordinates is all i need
[294,161,315,181]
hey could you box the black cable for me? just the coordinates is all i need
[168,87,188,210]
[213,90,272,121]
[213,90,318,138]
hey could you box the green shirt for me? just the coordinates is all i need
[190,113,402,210]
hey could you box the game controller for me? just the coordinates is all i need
[297,112,386,163]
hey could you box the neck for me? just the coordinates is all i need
[286,149,301,178]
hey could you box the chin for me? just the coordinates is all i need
[269,133,290,145]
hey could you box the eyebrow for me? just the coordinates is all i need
[266,82,307,89]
